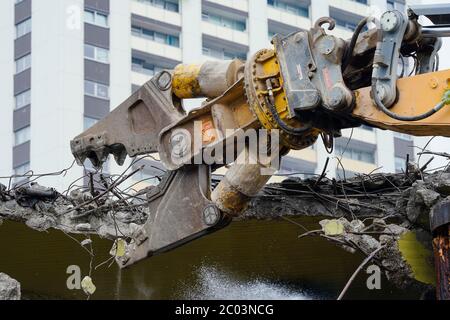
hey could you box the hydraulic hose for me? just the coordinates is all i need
[265,97,312,135]
[371,80,448,122]
[342,17,370,71]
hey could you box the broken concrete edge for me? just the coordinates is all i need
[0,182,149,240]
[1,170,450,293]
[295,216,434,293]
[0,273,21,300]
[0,198,141,240]
[239,170,450,293]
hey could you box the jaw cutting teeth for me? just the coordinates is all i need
[74,154,86,166]
[113,150,127,166]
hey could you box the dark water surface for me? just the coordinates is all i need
[0,217,421,300]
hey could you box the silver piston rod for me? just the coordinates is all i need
[422,26,450,37]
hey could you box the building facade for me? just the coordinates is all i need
[0,0,432,191]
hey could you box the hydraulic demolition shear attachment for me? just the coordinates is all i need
[71,60,277,267]
[71,6,450,267]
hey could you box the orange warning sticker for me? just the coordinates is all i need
[201,118,216,144]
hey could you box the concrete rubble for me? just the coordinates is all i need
[0,182,147,240]
[0,273,21,300]
[0,168,449,294]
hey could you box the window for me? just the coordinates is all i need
[352,0,368,4]
[394,132,413,141]
[268,28,297,40]
[13,162,30,182]
[387,0,406,12]
[135,0,179,12]
[16,18,31,39]
[84,9,109,27]
[395,156,406,173]
[15,54,31,74]
[15,90,31,110]
[278,156,315,179]
[202,12,246,32]
[224,51,246,60]
[84,44,109,64]
[131,57,164,76]
[85,80,109,100]
[14,126,30,146]
[84,10,95,24]
[333,16,358,31]
[131,26,180,47]
[15,0,25,4]
[335,145,376,163]
[203,46,247,61]
[267,0,309,18]
[84,117,98,129]
[387,0,395,10]
[14,163,30,176]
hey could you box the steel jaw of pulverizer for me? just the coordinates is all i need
[115,164,231,268]
[71,61,277,268]
[70,74,233,268]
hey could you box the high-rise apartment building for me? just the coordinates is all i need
[0,0,441,191]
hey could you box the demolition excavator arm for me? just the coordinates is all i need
[71,4,450,268]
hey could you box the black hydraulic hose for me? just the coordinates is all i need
[371,80,447,121]
[342,17,370,71]
[265,97,312,135]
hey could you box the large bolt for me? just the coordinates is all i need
[381,11,399,32]
[203,205,221,226]
[429,78,439,89]
[329,86,345,109]
[302,91,321,109]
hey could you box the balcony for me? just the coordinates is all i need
[329,0,370,15]
[267,6,311,30]
[131,1,181,27]
[131,36,182,63]
[202,21,249,46]
[205,0,249,12]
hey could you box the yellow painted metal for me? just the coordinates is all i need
[247,49,320,150]
[158,79,259,171]
[249,50,291,130]
[353,69,450,136]
[172,64,202,99]
[398,231,436,285]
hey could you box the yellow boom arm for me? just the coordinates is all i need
[354,69,450,136]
